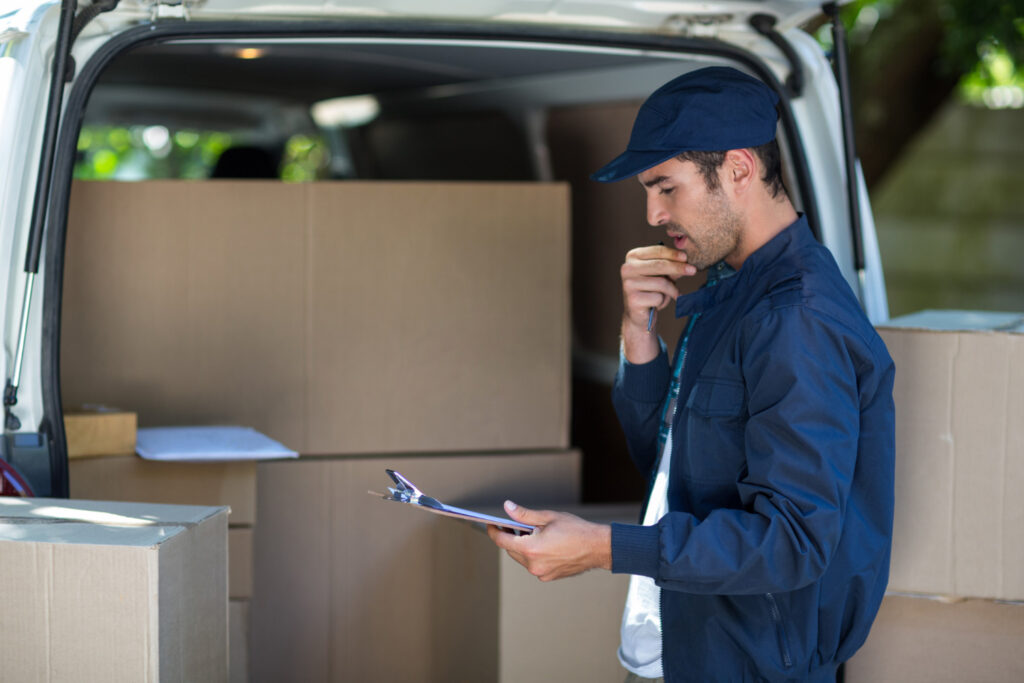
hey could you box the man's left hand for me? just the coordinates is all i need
[486,501,612,581]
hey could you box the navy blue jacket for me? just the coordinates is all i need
[611,216,895,682]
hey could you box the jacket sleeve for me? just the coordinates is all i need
[611,306,866,595]
[611,342,671,477]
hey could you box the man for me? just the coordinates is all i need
[487,66,895,682]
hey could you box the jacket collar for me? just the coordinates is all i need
[675,214,811,318]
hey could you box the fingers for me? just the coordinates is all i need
[503,500,554,526]
[622,271,678,309]
[623,245,696,280]
[621,245,697,330]
[485,510,613,582]
[487,523,524,552]
[627,244,694,267]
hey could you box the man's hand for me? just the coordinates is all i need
[486,501,612,582]
[620,245,695,363]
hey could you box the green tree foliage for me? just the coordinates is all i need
[74,125,328,182]
[814,0,1023,185]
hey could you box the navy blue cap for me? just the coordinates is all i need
[591,66,780,182]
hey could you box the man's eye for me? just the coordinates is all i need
[659,187,674,196]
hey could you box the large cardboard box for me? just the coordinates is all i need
[62,180,570,455]
[69,455,257,525]
[432,504,636,683]
[0,497,228,682]
[846,595,1024,683]
[250,451,581,683]
[877,310,1024,600]
[63,407,137,457]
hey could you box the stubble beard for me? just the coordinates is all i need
[672,188,743,271]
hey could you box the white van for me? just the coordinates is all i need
[0,0,886,497]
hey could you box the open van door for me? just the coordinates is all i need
[0,0,77,496]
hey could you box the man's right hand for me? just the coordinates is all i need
[620,244,696,364]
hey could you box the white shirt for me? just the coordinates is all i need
[617,431,673,678]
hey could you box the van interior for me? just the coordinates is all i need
[63,35,805,501]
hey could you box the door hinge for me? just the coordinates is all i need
[145,0,203,22]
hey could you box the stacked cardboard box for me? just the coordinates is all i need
[68,456,257,681]
[0,498,228,682]
[64,407,259,649]
[847,596,1024,682]
[850,311,1024,681]
[62,179,575,680]
[68,457,257,525]
[879,311,1023,601]
[62,180,570,455]
[250,452,582,683]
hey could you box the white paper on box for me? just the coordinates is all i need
[136,425,298,462]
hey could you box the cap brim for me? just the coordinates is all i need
[590,149,682,183]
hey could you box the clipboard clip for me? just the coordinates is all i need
[385,469,443,509]
[372,469,535,535]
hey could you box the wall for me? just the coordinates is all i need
[872,100,1024,316]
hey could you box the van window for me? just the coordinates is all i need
[74,125,329,181]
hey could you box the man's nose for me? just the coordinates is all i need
[647,196,668,227]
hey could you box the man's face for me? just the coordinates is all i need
[637,157,742,271]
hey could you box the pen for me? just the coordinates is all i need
[646,241,664,332]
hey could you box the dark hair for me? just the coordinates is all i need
[676,139,787,199]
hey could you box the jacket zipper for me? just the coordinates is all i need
[765,592,793,668]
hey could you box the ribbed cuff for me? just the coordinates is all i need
[617,347,671,404]
[610,522,661,579]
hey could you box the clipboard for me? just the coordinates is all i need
[368,469,534,535]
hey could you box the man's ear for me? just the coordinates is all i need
[723,148,756,195]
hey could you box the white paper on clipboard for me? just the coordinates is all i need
[368,469,534,535]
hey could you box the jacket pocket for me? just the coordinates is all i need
[765,593,793,669]
[686,377,745,418]
[680,378,746,484]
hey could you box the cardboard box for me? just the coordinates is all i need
[432,504,636,683]
[0,497,228,682]
[877,311,1024,600]
[229,526,253,599]
[63,407,137,457]
[230,600,249,683]
[69,456,257,525]
[846,595,1024,683]
[250,451,581,683]
[62,180,570,455]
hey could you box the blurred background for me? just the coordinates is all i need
[812,0,1024,316]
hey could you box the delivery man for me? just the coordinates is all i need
[487,66,895,683]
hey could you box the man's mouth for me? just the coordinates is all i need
[669,233,687,250]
